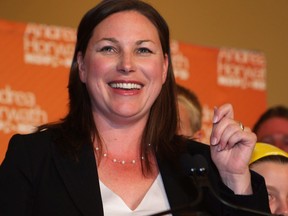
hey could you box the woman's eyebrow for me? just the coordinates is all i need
[136,40,155,45]
[97,37,119,44]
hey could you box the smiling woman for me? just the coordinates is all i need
[0,0,270,215]
[77,10,168,125]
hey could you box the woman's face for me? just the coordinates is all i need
[251,161,288,215]
[78,11,168,125]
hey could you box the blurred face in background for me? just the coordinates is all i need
[178,101,202,141]
[256,117,288,152]
[178,102,194,138]
[250,161,288,215]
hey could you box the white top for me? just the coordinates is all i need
[99,174,171,216]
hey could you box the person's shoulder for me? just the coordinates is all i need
[1,129,62,185]
[9,128,55,149]
[11,128,53,139]
[5,128,58,163]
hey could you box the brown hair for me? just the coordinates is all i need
[253,105,288,134]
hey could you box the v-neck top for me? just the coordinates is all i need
[99,174,171,216]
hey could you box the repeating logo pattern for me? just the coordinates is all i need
[217,48,266,90]
[0,85,48,134]
[23,23,76,68]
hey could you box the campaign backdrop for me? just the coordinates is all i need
[0,19,267,163]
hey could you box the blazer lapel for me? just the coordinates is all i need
[52,142,103,216]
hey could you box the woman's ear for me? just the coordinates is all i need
[77,52,86,83]
[162,54,169,84]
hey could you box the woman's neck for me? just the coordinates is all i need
[93,111,148,152]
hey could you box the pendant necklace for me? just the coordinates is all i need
[94,143,151,165]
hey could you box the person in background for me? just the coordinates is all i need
[253,105,288,152]
[0,0,270,215]
[250,142,288,215]
[176,83,203,141]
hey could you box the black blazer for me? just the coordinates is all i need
[0,129,270,216]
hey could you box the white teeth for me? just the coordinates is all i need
[110,83,142,90]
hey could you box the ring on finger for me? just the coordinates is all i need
[238,121,244,131]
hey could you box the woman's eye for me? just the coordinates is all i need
[283,135,288,145]
[137,47,152,54]
[99,46,116,53]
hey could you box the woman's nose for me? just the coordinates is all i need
[117,52,135,73]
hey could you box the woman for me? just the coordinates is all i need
[250,143,288,215]
[0,0,270,215]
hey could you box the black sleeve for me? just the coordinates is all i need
[0,134,34,216]
[216,170,271,216]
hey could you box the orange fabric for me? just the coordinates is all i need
[173,40,267,143]
[0,20,74,162]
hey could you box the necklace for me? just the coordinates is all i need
[94,143,151,165]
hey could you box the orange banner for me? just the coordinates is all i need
[0,19,267,163]
[172,40,267,143]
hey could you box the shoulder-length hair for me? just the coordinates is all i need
[41,0,179,174]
